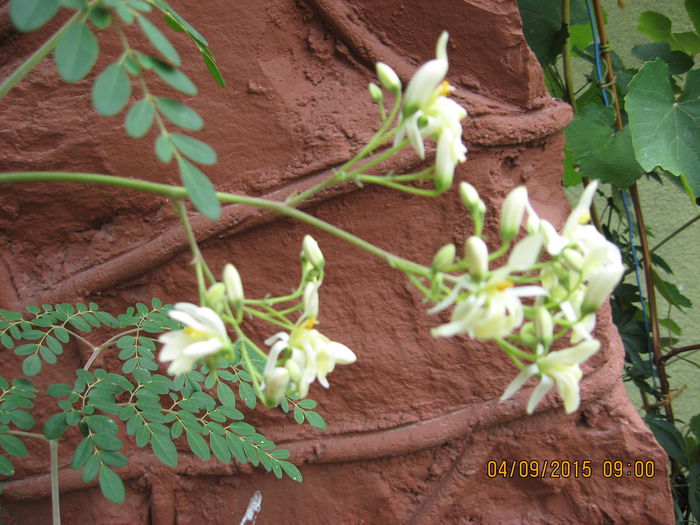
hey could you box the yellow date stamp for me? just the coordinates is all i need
[486,459,656,479]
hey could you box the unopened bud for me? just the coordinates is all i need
[223,264,244,311]
[263,367,290,407]
[302,235,324,271]
[205,283,226,310]
[432,243,456,272]
[376,62,401,94]
[534,307,553,348]
[464,236,488,280]
[459,182,481,210]
[303,282,319,319]
[368,82,383,103]
[499,186,528,242]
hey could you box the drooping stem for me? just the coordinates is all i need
[661,343,700,363]
[0,11,84,100]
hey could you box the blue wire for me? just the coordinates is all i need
[584,0,656,387]
[585,0,610,105]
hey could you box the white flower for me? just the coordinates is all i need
[500,339,600,414]
[393,31,467,188]
[159,303,230,375]
[262,321,356,399]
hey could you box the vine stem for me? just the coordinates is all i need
[591,0,671,422]
[0,11,83,100]
[0,171,432,279]
[661,343,700,363]
[651,214,700,253]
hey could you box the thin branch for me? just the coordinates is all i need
[661,344,700,362]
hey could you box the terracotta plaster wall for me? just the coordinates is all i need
[0,0,673,523]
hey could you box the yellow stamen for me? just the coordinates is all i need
[183,326,207,340]
[496,280,514,292]
[578,210,591,224]
[303,316,316,330]
[438,80,453,96]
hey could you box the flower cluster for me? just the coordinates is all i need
[429,181,623,414]
[374,32,468,192]
[261,282,356,406]
[158,235,356,408]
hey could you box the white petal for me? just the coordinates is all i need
[184,338,223,357]
[507,235,542,271]
[526,375,554,414]
[403,59,448,111]
[500,364,537,401]
[328,342,356,364]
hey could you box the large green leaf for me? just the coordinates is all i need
[637,10,700,54]
[10,0,60,31]
[565,104,644,187]
[626,61,700,197]
[177,157,221,220]
[644,416,687,464]
[687,0,700,36]
[92,63,131,116]
[631,43,693,75]
[517,0,567,66]
[54,22,99,82]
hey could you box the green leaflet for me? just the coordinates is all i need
[171,134,217,165]
[138,16,181,66]
[125,100,155,138]
[177,157,221,221]
[92,63,132,116]
[99,465,125,504]
[10,0,60,32]
[155,98,203,130]
[54,22,99,82]
[626,61,700,197]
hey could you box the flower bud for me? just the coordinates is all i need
[303,282,319,319]
[205,283,226,310]
[459,182,481,210]
[223,263,244,311]
[464,236,488,280]
[301,235,324,271]
[376,62,401,94]
[534,307,553,348]
[368,82,383,104]
[499,186,528,242]
[263,367,290,407]
[432,243,456,272]
[581,266,623,315]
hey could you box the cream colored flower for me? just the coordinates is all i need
[500,339,600,414]
[393,31,467,188]
[159,303,230,375]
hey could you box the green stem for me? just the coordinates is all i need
[0,11,84,100]
[285,98,402,207]
[0,172,431,278]
[8,430,47,440]
[172,198,216,286]
[50,439,61,525]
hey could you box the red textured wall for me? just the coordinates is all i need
[0,1,673,523]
